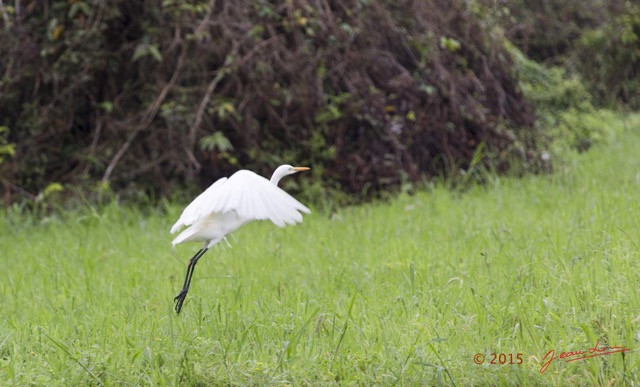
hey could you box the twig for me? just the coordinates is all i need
[1,180,37,200]
[189,68,228,149]
[102,0,224,182]
[0,0,10,28]
[184,146,201,171]
[188,35,281,151]
[102,42,188,183]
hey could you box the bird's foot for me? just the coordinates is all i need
[174,289,189,314]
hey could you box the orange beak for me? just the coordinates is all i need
[293,167,310,172]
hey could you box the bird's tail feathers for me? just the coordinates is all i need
[171,227,198,246]
[170,222,182,234]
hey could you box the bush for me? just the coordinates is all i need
[1,0,542,206]
[507,42,626,156]
[483,0,639,109]
[572,2,640,109]
[485,0,624,63]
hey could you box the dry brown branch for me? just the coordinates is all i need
[102,42,189,183]
[188,35,282,151]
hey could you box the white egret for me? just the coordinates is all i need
[170,164,311,314]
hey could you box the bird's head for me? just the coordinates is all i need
[270,164,310,185]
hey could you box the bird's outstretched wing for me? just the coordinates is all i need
[170,177,227,234]
[170,170,310,233]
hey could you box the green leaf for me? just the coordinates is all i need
[132,43,163,63]
[439,36,461,52]
[43,182,64,197]
[68,1,90,18]
[99,102,114,113]
[147,45,163,62]
[199,132,233,152]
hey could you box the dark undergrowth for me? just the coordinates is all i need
[0,0,543,207]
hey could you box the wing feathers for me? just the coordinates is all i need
[171,170,309,233]
[170,177,228,234]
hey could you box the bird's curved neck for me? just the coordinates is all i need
[270,174,283,186]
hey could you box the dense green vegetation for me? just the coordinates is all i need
[492,0,640,109]
[1,0,638,205]
[0,0,533,204]
[2,115,639,385]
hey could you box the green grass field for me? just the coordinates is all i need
[2,124,640,385]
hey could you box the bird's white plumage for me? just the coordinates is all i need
[170,169,310,247]
[170,177,228,234]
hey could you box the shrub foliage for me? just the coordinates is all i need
[0,0,542,204]
[490,0,640,109]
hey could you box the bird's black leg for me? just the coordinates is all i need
[174,247,209,314]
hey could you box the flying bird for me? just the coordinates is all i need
[170,164,311,314]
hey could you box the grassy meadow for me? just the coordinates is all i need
[2,123,640,385]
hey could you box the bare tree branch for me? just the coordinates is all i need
[102,43,189,183]
[188,35,281,152]
[0,0,10,28]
